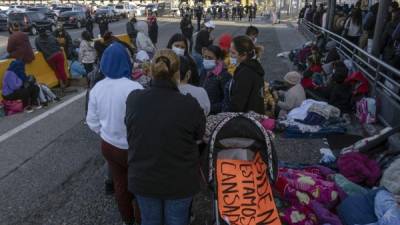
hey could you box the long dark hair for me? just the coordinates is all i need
[166,33,189,56]
[167,33,199,85]
[351,8,362,26]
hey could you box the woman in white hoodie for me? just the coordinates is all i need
[79,31,97,74]
[135,20,156,57]
[86,42,143,225]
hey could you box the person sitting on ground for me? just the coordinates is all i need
[179,55,211,115]
[275,71,306,119]
[132,50,152,88]
[53,24,74,60]
[135,21,156,58]
[35,28,68,91]
[325,41,340,63]
[200,45,231,114]
[167,33,199,85]
[6,23,35,64]
[86,42,143,225]
[314,64,353,113]
[227,35,265,114]
[79,31,97,75]
[125,49,205,225]
[2,60,40,113]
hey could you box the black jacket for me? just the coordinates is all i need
[180,17,194,38]
[229,59,265,114]
[125,79,205,199]
[195,30,212,54]
[200,66,231,114]
[35,34,61,60]
[53,29,73,59]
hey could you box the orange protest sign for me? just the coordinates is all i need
[216,152,281,225]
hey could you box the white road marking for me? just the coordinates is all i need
[0,91,85,144]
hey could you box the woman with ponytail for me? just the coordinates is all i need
[125,49,206,225]
[227,35,265,114]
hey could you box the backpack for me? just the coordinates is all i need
[356,97,376,124]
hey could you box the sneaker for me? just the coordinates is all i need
[35,105,42,110]
[42,102,48,107]
[105,180,114,195]
[25,106,34,113]
[54,97,61,102]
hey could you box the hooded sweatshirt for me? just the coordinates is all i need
[229,58,265,114]
[86,42,143,149]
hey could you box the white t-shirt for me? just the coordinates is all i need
[86,77,143,149]
[179,84,211,116]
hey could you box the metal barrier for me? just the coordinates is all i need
[298,19,400,127]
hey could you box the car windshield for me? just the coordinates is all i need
[115,5,124,9]
[17,6,25,8]
[58,7,72,12]
[26,12,45,20]
[27,8,46,12]
[8,13,24,20]
[60,11,77,17]
[96,10,108,14]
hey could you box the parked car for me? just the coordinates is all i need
[0,12,7,30]
[0,5,9,11]
[95,8,119,22]
[53,6,84,17]
[115,3,135,18]
[57,11,86,29]
[7,5,27,14]
[8,11,56,35]
[26,7,57,21]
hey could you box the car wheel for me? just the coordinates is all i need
[77,21,81,29]
[30,26,38,35]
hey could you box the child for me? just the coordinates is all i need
[132,50,152,88]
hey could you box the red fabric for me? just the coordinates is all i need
[101,140,134,223]
[218,33,233,51]
[309,64,322,73]
[298,47,312,63]
[345,72,369,96]
[338,152,381,187]
[47,52,68,82]
[301,77,316,89]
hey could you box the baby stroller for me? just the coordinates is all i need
[206,113,281,225]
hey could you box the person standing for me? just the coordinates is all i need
[126,17,138,49]
[79,31,97,75]
[343,8,363,45]
[85,10,94,38]
[147,11,159,46]
[227,36,265,114]
[98,16,109,37]
[86,42,143,225]
[35,28,68,91]
[125,49,205,225]
[180,14,194,53]
[194,21,215,74]
[53,24,74,60]
[6,23,35,64]
[195,5,203,31]
[199,45,231,114]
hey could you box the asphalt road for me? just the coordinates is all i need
[0,19,325,225]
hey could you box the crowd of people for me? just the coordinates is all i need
[299,1,400,69]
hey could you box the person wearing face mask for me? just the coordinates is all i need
[125,49,205,225]
[194,21,215,74]
[178,56,210,115]
[199,45,231,115]
[227,35,265,114]
[167,33,199,86]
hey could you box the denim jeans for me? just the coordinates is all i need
[136,195,192,225]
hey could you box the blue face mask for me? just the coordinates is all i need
[203,59,216,70]
[230,57,238,65]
